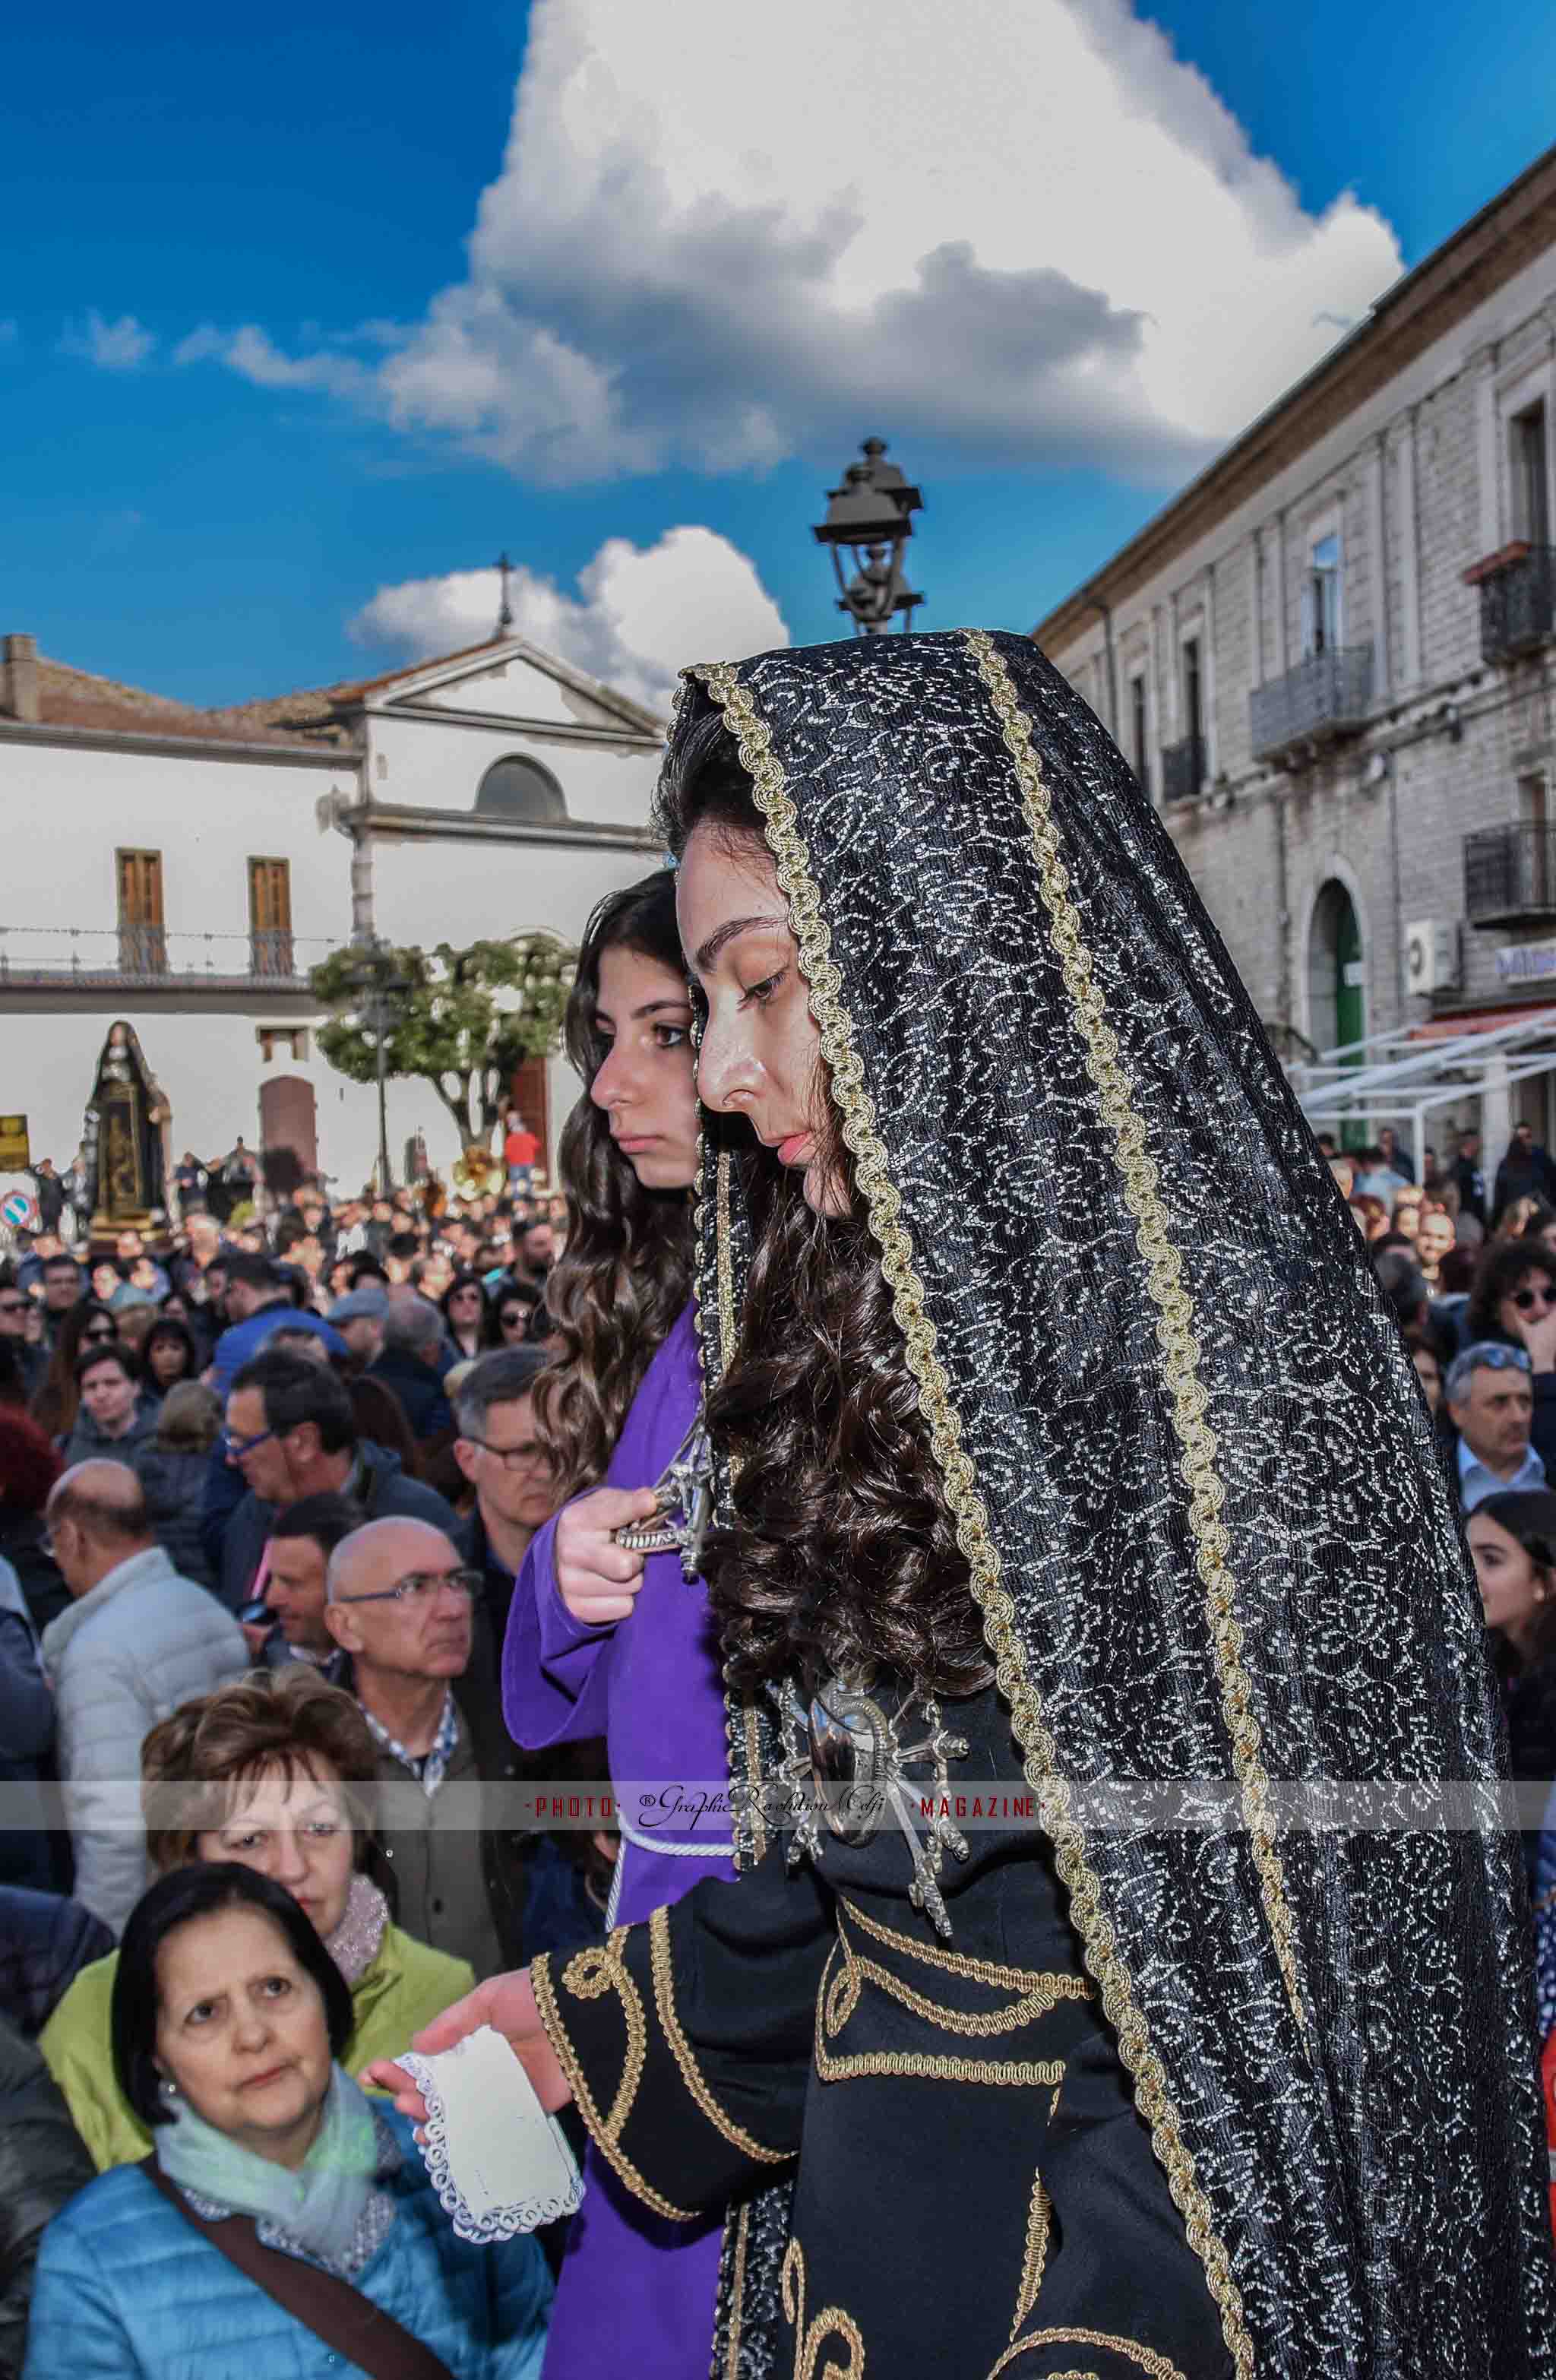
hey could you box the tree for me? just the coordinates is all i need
[310,933,576,1152]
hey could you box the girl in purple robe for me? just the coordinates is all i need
[500,869,729,2380]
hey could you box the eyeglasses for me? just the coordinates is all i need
[499,1311,530,1333]
[462,1431,552,1472]
[1460,1343,1532,1374]
[0,1299,26,1318]
[1512,1287,1556,1311]
[219,1425,277,1461]
[81,1323,118,1343]
[336,1566,483,1606]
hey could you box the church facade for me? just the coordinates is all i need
[0,631,663,1198]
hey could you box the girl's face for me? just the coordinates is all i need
[147,1333,189,1387]
[1467,1511,1551,1643]
[447,1282,484,1331]
[676,823,847,1218]
[589,947,700,1192]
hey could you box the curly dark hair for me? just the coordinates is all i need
[656,709,992,1701]
[1465,1237,1556,1343]
[530,870,696,1499]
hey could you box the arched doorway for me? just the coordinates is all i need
[1308,880,1367,1150]
[260,1074,318,1193]
[1308,881,1365,1056]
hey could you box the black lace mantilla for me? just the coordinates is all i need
[676,628,1556,2380]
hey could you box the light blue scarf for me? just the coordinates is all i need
[156,2062,381,2268]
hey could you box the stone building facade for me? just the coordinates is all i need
[1033,144,1556,1160]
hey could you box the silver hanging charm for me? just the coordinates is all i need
[609,1413,714,1583]
[769,1675,970,1939]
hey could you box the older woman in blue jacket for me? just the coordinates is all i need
[24,1864,551,2380]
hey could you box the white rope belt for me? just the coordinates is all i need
[606,1807,736,1927]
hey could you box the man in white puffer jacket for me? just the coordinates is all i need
[41,1461,247,1934]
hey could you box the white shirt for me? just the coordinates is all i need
[1457,1436,1548,1511]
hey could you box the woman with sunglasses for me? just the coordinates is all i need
[27,1300,119,1444]
[441,1271,489,1362]
[492,1283,541,1347]
[1461,1239,1556,1476]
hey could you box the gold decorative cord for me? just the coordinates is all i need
[840,1891,1094,1995]
[781,2239,867,2380]
[833,1900,1089,2038]
[986,2329,1188,2380]
[692,655,1255,2380]
[965,628,1308,2052]
[648,1904,792,2163]
[816,1937,1067,2089]
[1010,2166,1052,2337]
[530,1939,697,2223]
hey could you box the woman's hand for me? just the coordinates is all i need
[1513,1306,1556,1375]
[360,1967,572,2120]
[555,1484,661,1625]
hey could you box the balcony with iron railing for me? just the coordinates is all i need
[1159,732,1206,804]
[1470,544,1556,666]
[1463,823,1556,929]
[0,926,343,992]
[1248,643,1373,764]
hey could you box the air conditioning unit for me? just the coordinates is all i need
[1404,919,1460,995]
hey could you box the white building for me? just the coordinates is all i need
[0,630,663,1198]
[1033,144,1556,1164]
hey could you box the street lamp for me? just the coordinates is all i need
[812,437,925,634]
[338,939,413,1195]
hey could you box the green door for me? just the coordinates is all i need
[1333,891,1366,1150]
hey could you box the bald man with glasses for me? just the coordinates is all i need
[324,1518,525,1979]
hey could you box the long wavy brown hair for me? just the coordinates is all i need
[658,711,992,1701]
[530,871,696,1499]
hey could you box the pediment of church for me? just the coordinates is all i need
[356,638,663,741]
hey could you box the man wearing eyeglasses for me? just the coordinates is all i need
[322,1516,524,1978]
[1445,1342,1548,1511]
[451,1347,558,1644]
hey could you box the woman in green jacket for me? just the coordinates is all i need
[41,1668,472,2170]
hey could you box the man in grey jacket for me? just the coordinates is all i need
[40,1461,247,1935]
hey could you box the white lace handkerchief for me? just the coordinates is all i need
[400,2025,584,2243]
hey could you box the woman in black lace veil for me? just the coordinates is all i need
[377,629,1554,2380]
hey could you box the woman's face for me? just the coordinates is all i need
[147,1332,190,1388]
[589,945,699,1192]
[677,823,847,1217]
[154,1905,334,2169]
[194,1759,356,1941]
[1467,1511,1550,1641]
[498,1300,531,1342]
[447,1281,484,1334]
[1412,1346,1442,1412]
[1497,1268,1556,1340]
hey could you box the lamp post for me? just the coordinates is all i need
[811,437,925,634]
[338,939,413,1194]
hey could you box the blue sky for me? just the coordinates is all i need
[5,0,1556,710]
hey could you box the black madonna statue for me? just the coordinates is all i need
[84,1020,169,1232]
[375,631,1554,2380]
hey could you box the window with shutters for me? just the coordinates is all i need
[248,858,294,979]
[116,850,166,976]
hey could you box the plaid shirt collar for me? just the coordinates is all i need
[359,1689,459,1797]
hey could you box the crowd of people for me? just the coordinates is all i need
[0,628,1553,2378]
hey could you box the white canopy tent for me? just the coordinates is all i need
[1289,1007,1556,1177]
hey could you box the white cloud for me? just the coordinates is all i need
[174,323,370,400]
[349,526,790,714]
[179,0,1405,486]
[61,310,155,370]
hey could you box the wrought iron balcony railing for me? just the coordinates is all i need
[1248,644,1373,764]
[1476,546,1556,666]
[0,927,342,989]
[1160,733,1206,804]
[1463,823,1556,929]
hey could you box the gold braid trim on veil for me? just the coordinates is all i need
[688,654,1256,2380]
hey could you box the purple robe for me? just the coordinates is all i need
[503,1302,733,2380]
